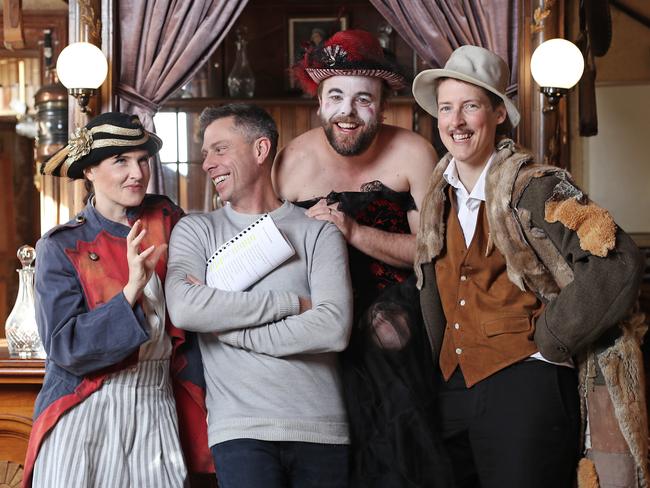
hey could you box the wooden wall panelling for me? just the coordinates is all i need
[0,10,68,61]
[5,124,40,339]
[383,102,412,131]
[293,104,312,140]
[0,119,39,337]
[0,124,17,333]
[164,96,416,152]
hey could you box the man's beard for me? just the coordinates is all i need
[322,116,380,156]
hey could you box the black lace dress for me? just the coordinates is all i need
[296,181,452,488]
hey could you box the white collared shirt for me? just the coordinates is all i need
[442,153,495,247]
[442,153,573,368]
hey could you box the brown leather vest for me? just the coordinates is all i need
[436,191,542,387]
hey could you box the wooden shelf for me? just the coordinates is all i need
[0,340,45,385]
[161,95,418,111]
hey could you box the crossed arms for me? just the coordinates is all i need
[165,215,353,357]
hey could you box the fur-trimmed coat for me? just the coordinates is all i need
[416,139,648,487]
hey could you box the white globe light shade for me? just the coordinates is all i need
[530,38,584,89]
[56,42,108,90]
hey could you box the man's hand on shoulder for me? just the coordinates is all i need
[305,198,358,242]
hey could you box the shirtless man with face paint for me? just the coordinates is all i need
[274,30,452,488]
[274,38,435,269]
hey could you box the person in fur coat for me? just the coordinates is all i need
[411,45,647,488]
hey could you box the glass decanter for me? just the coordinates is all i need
[227,28,255,98]
[5,245,45,359]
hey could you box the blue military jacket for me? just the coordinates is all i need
[23,194,213,486]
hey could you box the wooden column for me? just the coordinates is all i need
[519,0,569,167]
[2,0,25,50]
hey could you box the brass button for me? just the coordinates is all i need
[459,299,466,306]
[88,252,99,261]
[455,348,462,355]
[75,214,85,223]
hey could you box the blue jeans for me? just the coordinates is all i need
[211,439,349,488]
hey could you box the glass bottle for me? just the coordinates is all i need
[227,28,255,98]
[5,245,45,359]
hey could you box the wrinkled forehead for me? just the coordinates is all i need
[320,75,383,98]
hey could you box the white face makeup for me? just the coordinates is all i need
[318,75,384,156]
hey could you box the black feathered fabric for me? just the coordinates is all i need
[297,182,452,487]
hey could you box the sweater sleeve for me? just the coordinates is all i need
[165,215,301,333]
[34,236,149,376]
[520,174,645,362]
[218,223,353,357]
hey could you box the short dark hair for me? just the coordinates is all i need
[199,104,279,161]
[433,77,513,139]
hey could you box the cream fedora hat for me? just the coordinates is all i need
[412,45,520,127]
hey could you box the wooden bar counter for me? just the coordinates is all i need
[0,338,44,482]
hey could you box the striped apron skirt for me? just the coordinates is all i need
[32,359,188,487]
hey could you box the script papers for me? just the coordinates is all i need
[206,214,295,291]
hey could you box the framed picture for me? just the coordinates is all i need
[288,16,348,88]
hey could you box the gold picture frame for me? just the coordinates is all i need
[288,16,348,88]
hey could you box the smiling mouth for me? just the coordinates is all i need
[452,132,473,142]
[332,116,364,131]
[213,174,230,185]
[336,122,359,130]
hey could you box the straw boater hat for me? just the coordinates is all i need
[41,112,162,180]
[412,45,520,127]
[292,29,406,96]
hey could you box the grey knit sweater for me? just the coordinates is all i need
[166,201,352,447]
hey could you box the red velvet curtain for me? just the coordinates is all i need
[369,0,519,91]
[117,0,249,193]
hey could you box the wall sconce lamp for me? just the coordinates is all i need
[530,38,584,165]
[531,38,584,110]
[56,42,108,113]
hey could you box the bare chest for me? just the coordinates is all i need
[295,159,410,200]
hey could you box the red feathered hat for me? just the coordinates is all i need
[292,29,406,96]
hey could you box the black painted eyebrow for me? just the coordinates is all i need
[326,88,343,95]
[326,88,375,98]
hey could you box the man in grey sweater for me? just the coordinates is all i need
[165,104,353,488]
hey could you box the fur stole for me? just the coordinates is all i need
[414,138,563,298]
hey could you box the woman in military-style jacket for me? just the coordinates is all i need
[23,112,212,487]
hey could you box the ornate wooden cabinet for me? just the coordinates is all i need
[0,340,44,486]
